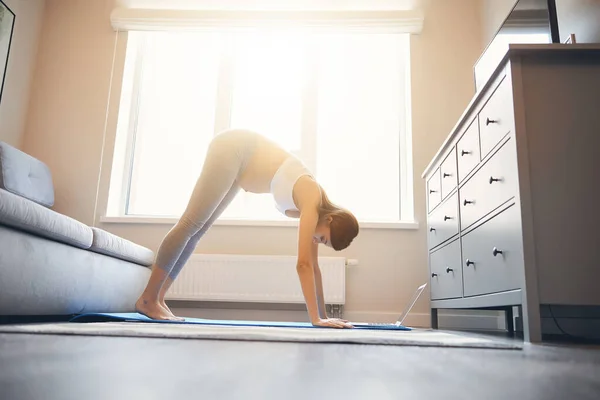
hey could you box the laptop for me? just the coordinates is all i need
[352,283,428,329]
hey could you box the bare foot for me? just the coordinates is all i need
[160,300,185,321]
[135,296,180,321]
[159,299,172,314]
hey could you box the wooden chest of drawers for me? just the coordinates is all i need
[422,44,600,343]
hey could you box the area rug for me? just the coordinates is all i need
[0,322,522,349]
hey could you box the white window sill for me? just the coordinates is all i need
[99,216,419,230]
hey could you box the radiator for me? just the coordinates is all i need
[165,254,347,305]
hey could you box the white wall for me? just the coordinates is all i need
[481,0,517,44]
[0,0,45,148]
[555,0,600,43]
[23,0,485,327]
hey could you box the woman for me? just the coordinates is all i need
[135,129,359,328]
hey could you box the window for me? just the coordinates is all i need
[109,29,412,223]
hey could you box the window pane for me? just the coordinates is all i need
[229,32,305,151]
[223,32,307,220]
[119,31,409,223]
[315,34,405,222]
[127,32,222,216]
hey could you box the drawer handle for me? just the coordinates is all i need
[461,150,471,156]
[493,247,503,257]
[465,259,475,267]
[463,199,473,206]
[486,117,498,126]
[429,227,436,232]
[443,172,451,178]
[431,273,438,278]
[489,176,502,184]
[443,216,452,221]
[429,189,438,193]
[446,267,454,273]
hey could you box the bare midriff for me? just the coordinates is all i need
[237,134,290,194]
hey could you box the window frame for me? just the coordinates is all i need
[106,30,416,228]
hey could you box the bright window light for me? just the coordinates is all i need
[111,29,412,223]
[316,34,404,221]
[126,32,222,217]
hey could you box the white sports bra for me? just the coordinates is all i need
[270,156,314,216]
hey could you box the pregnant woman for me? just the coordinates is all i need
[135,129,359,328]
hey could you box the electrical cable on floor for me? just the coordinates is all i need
[547,305,598,342]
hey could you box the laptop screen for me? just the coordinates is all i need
[397,283,428,325]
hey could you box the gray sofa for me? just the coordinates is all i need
[0,141,152,316]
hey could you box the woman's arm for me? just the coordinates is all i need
[296,209,351,328]
[296,209,322,324]
[312,242,349,323]
[294,177,352,329]
[312,241,327,319]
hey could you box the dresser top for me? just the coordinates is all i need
[421,43,600,179]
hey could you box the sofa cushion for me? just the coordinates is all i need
[0,141,55,207]
[0,188,93,249]
[90,227,154,267]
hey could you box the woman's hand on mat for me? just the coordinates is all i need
[312,318,354,329]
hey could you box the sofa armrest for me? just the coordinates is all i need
[0,141,55,207]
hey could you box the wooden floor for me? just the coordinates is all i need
[1,330,599,400]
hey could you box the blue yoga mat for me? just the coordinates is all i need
[69,313,411,331]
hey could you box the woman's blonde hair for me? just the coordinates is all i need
[318,187,359,251]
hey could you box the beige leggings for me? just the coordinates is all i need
[154,130,257,279]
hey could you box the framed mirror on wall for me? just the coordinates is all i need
[0,0,15,107]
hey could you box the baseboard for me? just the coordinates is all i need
[345,311,505,330]
[170,307,310,323]
[343,312,429,327]
[168,300,306,311]
[438,313,505,331]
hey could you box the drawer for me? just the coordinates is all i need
[427,192,459,249]
[459,138,518,231]
[427,168,442,213]
[478,77,515,159]
[462,204,523,297]
[430,239,463,300]
[440,148,458,199]
[457,119,481,183]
